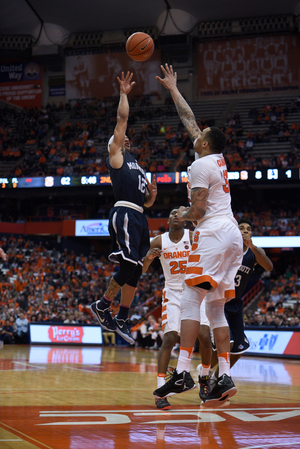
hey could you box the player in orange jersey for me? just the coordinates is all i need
[153,64,243,407]
[143,208,193,410]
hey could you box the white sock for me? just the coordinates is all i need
[201,364,211,377]
[218,352,230,377]
[157,376,165,388]
[177,347,193,374]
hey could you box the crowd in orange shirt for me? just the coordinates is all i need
[244,265,300,327]
[0,235,166,338]
[3,95,300,179]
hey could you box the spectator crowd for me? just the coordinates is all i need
[0,235,300,347]
[1,94,300,180]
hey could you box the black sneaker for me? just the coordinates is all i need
[155,397,171,410]
[115,318,135,344]
[198,375,212,400]
[91,302,116,331]
[200,373,237,407]
[153,369,196,398]
[165,366,176,382]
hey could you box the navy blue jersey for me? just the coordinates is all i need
[226,247,255,312]
[106,150,147,207]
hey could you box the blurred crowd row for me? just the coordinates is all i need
[1,95,300,179]
[1,235,300,346]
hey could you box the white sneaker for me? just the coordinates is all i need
[196,364,202,376]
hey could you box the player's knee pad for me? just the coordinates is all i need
[113,259,138,287]
[126,263,142,288]
[181,285,207,321]
[206,299,228,330]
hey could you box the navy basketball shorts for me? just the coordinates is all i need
[108,206,150,265]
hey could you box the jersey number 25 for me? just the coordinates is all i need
[170,260,187,274]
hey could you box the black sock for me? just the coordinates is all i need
[96,295,111,311]
[116,305,130,321]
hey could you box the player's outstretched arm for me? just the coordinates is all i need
[156,64,201,143]
[109,72,135,168]
[142,235,162,273]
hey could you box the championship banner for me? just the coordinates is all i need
[197,34,300,97]
[65,49,162,101]
[0,61,43,108]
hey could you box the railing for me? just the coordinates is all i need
[25,215,84,222]
[243,280,264,308]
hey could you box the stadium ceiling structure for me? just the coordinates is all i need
[0,0,300,36]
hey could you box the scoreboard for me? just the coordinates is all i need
[0,169,299,189]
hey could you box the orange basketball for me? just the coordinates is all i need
[126,32,154,62]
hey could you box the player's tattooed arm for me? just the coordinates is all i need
[156,64,200,143]
[174,96,201,143]
[177,187,208,222]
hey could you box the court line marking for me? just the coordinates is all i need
[0,422,53,449]
[64,366,104,373]
[240,443,300,449]
[0,439,23,442]
[39,407,300,414]
[13,362,45,370]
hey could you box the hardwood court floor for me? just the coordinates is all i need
[0,344,300,449]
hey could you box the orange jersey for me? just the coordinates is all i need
[160,229,191,289]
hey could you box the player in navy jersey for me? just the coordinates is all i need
[91,72,157,344]
[210,217,273,383]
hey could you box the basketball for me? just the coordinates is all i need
[126,32,154,62]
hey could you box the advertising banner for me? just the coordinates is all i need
[30,324,103,345]
[0,61,43,107]
[245,329,300,357]
[197,34,300,97]
[75,219,109,237]
[65,49,162,101]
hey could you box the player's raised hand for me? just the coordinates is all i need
[117,71,135,95]
[243,234,254,249]
[0,248,7,261]
[146,174,157,198]
[156,64,177,90]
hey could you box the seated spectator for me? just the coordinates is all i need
[254,314,266,326]
[0,319,14,344]
[276,302,285,314]
[102,331,116,346]
[264,314,276,326]
[63,313,76,324]
[132,317,149,348]
[14,313,29,344]
[144,315,162,349]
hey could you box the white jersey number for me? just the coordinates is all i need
[138,175,146,193]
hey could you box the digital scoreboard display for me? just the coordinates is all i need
[1,169,299,189]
